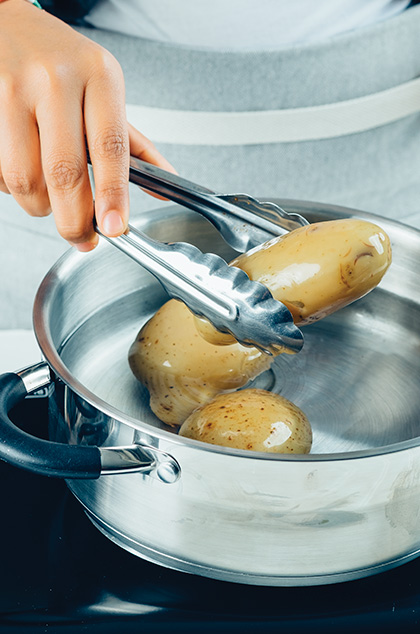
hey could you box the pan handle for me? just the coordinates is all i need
[0,362,180,483]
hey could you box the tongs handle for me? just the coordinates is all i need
[96,223,303,355]
[127,157,308,252]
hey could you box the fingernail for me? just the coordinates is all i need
[102,210,125,236]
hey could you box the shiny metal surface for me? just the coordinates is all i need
[15,361,180,481]
[98,223,303,355]
[35,201,420,585]
[126,157,309,252]
[17,361,51,395]
[100,445,180,483]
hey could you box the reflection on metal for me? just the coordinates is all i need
[100,444,180,483]
[98,224,303,356]
[17,361,51,395]
[34,202,420,585]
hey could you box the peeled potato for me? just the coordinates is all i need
[128,299,272,426]
[196,218,392,345]
[179,389,312,454]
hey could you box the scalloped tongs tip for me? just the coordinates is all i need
[91,156,309,356]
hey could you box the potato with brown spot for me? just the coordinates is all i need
[128,300,272,426]
[179,389,312,454]
[129,218,392,427]
[195,218,392,345]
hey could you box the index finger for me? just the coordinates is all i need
[84,50,129,237]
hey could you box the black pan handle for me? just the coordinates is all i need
[0,362,181,483]
[0,363,101,479]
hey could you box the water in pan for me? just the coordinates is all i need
[59,282,420,455]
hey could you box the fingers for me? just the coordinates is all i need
[0,105,50,215]
[0,26,175,248]
[36,84,97,251]
[84,52,129,238]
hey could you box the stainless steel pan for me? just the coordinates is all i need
[1,200,420,587]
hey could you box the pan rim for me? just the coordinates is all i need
[33,199,420,463]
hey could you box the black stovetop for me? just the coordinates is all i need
[1,397,420,634]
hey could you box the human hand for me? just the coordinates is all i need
[0,0,174,251]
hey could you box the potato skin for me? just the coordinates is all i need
[195,218,392,343]
[231,218,391,326]
[128,299,272,426]
[129,218,392,427]
[179,388,312,454]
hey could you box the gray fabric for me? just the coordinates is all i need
[78,8,420,110]
[75,8,420,219]
[1,7,420,328]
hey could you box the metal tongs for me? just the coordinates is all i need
[95,156,309,355]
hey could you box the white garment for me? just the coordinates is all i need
[85,0,410,50]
